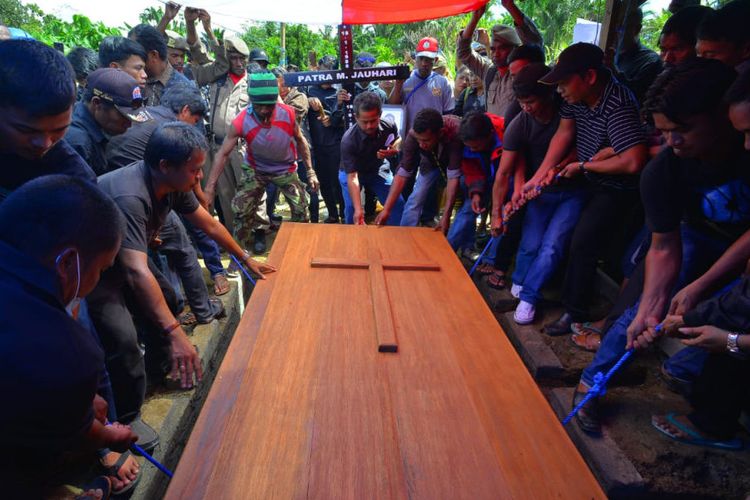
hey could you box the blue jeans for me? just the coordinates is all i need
[181,216,225,277]
[400,169,441,226]
[582,224,730,387]
[338,168,404,225]
[512,189,587,306]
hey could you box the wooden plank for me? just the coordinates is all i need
[310,257,369,269]
[167,224,605,499]
[368,243,399,353]
[393,229,605,498]
[164,224,293,499]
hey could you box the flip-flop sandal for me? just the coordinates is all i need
[475,264,496,276]
[178,311,197,327]
[571,329,601,352]
[571,321,602,335]
[100,450,141,496]
[213,274,231,296]
[651,413,743,451]
[487,270,507,290]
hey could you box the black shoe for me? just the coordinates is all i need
[196,298,226,324]
[572,389,602,435]
[252,230,267,254]
[544,312,574,336]
[269,213,282,223]
[129,417,160,454]
[324,216,340,224]
[495,298,520,313]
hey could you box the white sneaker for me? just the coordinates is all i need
[514,300,536,325]
[510,283,523,299]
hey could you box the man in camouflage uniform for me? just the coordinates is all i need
[185,8,249,233]
[205,73,318,254]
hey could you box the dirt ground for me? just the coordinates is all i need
[469,260,750,499]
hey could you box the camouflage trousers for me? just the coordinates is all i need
[232,167,309,249]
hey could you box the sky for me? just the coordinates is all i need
[20,0,673,35]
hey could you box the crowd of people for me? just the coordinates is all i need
[1,0,750,496]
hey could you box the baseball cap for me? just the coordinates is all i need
[86,68,149,122]
[539,43,604,84]
[248,72,279,104]
[416,37,439,59]
[491,25,522,46]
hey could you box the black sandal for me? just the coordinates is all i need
[100,450,141,496]
[487,270,507,290]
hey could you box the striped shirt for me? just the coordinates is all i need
[560,75,645,190]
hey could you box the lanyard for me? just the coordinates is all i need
[404,73,434,105]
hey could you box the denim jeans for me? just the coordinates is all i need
[338,168,404,225]
[400,169,441,226]
[181,216,225,277]
[512,189,587,306]
[582,223,730,387]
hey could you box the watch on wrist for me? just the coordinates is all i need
[578,161,586,172]
[727,332,741,354]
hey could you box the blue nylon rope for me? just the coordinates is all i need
[230,254,257,287]
[562,324,663,426]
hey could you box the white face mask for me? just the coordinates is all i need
[56,250,81,318]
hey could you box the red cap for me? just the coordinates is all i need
[416,37,439,59]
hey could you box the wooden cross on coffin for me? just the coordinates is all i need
[311,240,440,353]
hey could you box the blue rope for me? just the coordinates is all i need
[469,174,562,277]
[230,254,257,287]
[132,443,174,478]
[469,235,499,276]
[105,421,174,478]
[562,324,662,426]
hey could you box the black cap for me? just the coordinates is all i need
[249,48,269,63]
[539,43,604,85]
[86,68,149,122]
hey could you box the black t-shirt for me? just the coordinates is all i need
[0,140,96,202]
[641,145,750,242]
[503,111,560,177]
[98,161,199,253]
[503,110,583,192]
[106,106,174,172]
[340,115,399,175]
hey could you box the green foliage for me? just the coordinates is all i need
[1,0,120,50]
[33,14,121,50]
[641,9,671,52]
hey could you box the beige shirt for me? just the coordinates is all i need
[188,39,247,140]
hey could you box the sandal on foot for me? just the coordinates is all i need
[178,311,197,327]
[571,321,601,335]
[100,450,141,496]
[213,274,230,296]
[487,270,507,290]
[475,263,496,276]
[652,413,743,450]
[571,329,601,352]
